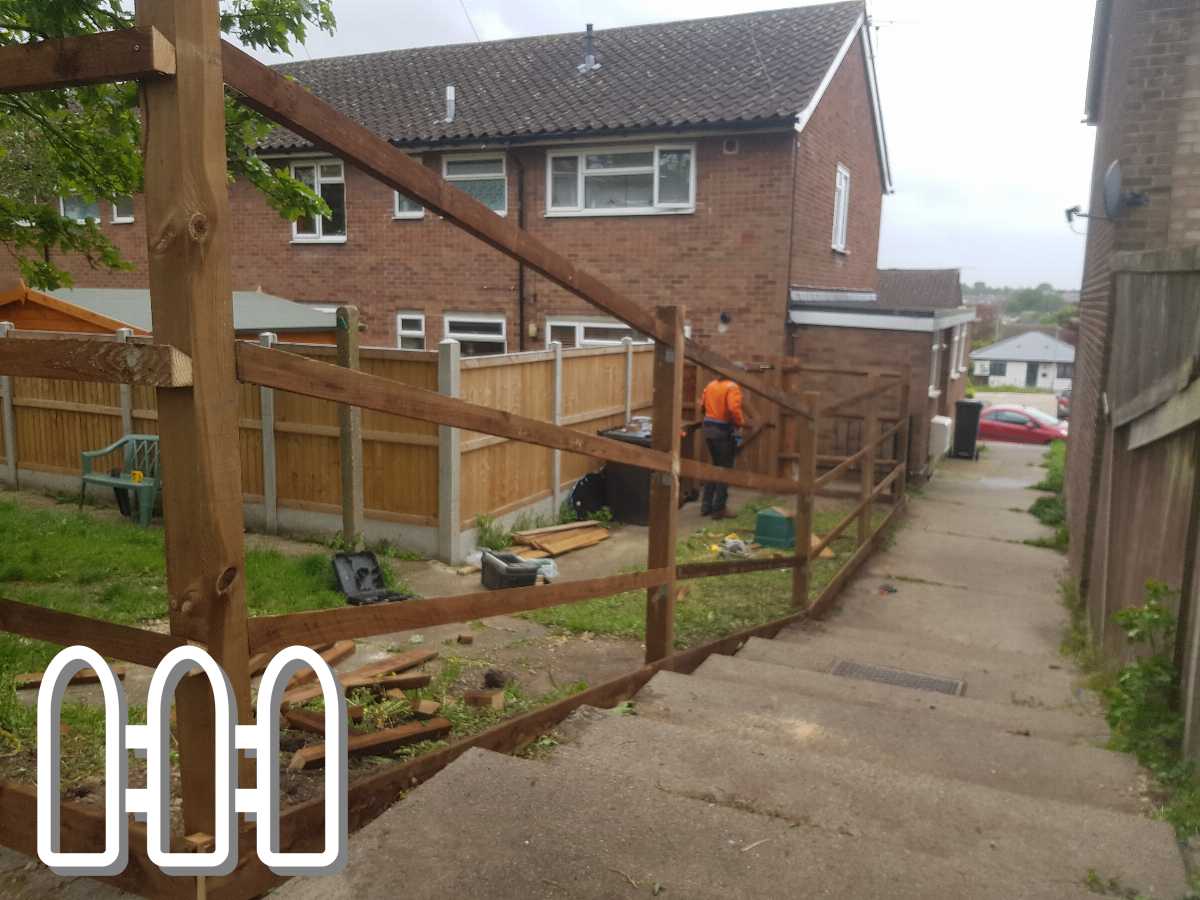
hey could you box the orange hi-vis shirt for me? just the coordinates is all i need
[701,379,746,427]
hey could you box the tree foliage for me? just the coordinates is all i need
[0,1,336,288]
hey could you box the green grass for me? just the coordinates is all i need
[0,496,357,783]
[524,498,885,648]
[1025,441,1068,553]
[1035,440,1067,493]
[969,383,1056,394]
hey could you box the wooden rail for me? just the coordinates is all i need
[0,337,192,386]
[0,26,176,93]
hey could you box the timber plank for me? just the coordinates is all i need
[510,519,600,542]
[0,338,192,386]
[14,665,126,690]
[284,640,356,689]
[281,672,431,708]
[0,598,186,668]
[0,26,176,93]
[218,41,812,421]
[247,568,672,655]
[287,718,452,771]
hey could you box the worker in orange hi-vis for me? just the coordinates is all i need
[700,375,749,519]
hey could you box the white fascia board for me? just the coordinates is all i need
[795,14,863,134]
[789,307,975,333]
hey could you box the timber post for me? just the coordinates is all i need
[551,339,563,514]
[337,306,364,548]
[115,327,134,436]
[794,391,820,608]
[896,369,912,500]
[258,332,279,534]
[644,306,685,663]
[0,322,14,486]
[623,335,634,424]
[135,0,255,837]
[859,373,881,544]
[437,338,462,565]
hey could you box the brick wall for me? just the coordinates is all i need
[789,34,884,297]
[35,33,885,365]
[1068,0,1200,598]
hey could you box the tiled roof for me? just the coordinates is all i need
[876,269,963,310]
[262,2,866,151]
[970,331,1076,364]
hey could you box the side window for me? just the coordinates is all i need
[832,164,850,252]
[397,313,425,350]
[291,159,347,241]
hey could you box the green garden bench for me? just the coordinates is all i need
[79,434,161,527]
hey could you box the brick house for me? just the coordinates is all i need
[789,268,974,475]
[38,2,891,365]
[1068,0,1200,605]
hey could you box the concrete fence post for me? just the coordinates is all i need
[438,339,462,564]
[258,332,279,534]
[0,322,14,487]
[552,340,563,515]
[623,336,634,424]
[336,307,364,548]
[115,327,135,436]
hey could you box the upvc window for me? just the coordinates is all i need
[832,164,851,252]
[546,144,696,216]
[444,154,507,214]
[974,360,990,377]
[291,159,347,242]
[929,334,943,397]
[60,195,100,224]
[111,197,135,224]
[991,361,1008,377]
[394,192,424,219]
[1057,363,1074,379]
[545,318,652,348]
[445,313,506,356]
[949,328,962,379]
[396,313,425,350]
[957,326,970,371]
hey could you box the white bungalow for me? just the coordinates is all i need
[970,332,1074,392]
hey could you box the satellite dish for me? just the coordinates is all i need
[1103,160,1149,219]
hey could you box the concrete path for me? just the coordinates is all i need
[282,442,1187,899]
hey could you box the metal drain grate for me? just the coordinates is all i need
[829,659,965,696]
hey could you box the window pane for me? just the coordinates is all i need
[293,165,315,187]
[456,177,506,211]
[399,316,423,332]
[400,335,425,350]
[320,181,346,236]
[63,195,100,222]
[113,196,134,220]
[458,338,504,357]
[657,150,692,204]
[319,162,343,179]
[585,173,653,209]
[447,157,503,177]
[448,319,503,336]
[550,157,579,208]
[585,151,653,170]
[396,193,422,214]
[549,324,577,348]
[582,325,639,343]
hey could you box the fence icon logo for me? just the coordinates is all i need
[36,644,348,877]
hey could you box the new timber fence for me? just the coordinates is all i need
[0,13,911,899]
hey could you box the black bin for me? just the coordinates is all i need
[952,399,984,460]
[598,418,653,525]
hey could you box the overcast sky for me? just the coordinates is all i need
[254,0,1099,290]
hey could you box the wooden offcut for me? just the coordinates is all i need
[282,671,431,708]
[464,688,505,710]
[287,717,453,771]
[412,699,442,718]
[0,26,176,94]
[14,664,126,691]
[0,338,192,387]
[510,520,600,543]
[524,525,609,556]
[284,640,357,690]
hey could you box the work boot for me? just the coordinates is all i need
[711,508,736,520]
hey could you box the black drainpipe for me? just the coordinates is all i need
[514,152,528,351]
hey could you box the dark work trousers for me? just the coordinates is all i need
[702,421,737,514]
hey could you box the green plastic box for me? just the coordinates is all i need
[754,507,795,549]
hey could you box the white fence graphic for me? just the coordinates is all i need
[37,645,348,877]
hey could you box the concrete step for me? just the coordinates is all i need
[761,625,1083,708]
[823,577,1066,657]
[693,652,1108,745]
[635,669,1147,814]
[277,746,1098,900]
[548,713,1186,899]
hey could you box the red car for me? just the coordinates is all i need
[978,405,1068,445]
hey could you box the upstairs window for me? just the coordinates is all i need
[291,159,347,242]
[832,163,851,252]
[547,145,695,216]
[60,195,100,224]
[394,192,424,219]
[397,313,425,350]
[444,155,507,214]
[111,196,135,224]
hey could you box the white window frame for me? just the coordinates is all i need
[443,153,507,216]
[60,195,100,225]
[445,312,507,356]
[544,317,653,348]
[974,360,990,377]
[290,158,347,244]
[393,155,425,219]
[929,333,944,398]
[110,197,135,225]
[957,326,970,372]
[949,327,962,380]
[832,163,851,252]
[396,312,426,350]
[545,143,697,217]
